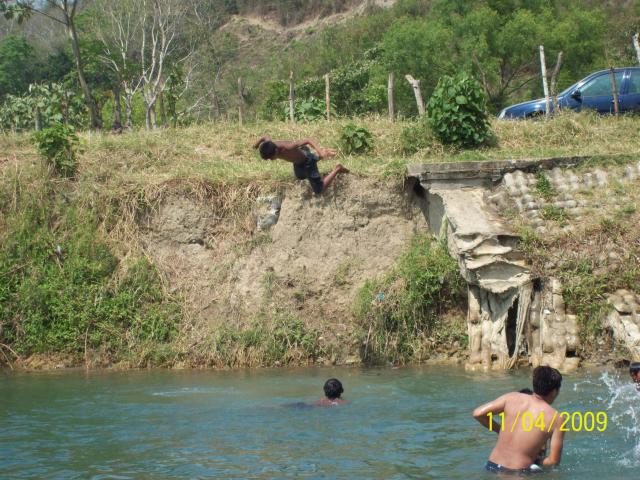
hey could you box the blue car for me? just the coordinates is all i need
[498,67,640,118]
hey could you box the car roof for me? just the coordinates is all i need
[589,67,640,75]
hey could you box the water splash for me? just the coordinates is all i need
[599,371,640,467]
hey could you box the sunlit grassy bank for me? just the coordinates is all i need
[0,112,639,369]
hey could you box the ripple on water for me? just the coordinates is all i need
[0,366,638,479]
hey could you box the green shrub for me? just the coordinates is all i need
[400,116,433,154]
[33,123,79,177]
[0,183,182,364]
[284,96,331,122]
[340,123,374,154]
[534,171,556,199]
[426,73,491,148]
[354,235,466,364]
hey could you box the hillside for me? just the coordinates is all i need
[1,112,639,369]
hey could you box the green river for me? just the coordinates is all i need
[1,366,638,479]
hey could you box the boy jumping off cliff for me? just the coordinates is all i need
[253,135,349,194]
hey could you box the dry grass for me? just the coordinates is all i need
[516,169,640,353]
[2,111,639,190]
[2,112,639,367]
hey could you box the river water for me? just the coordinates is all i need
[1,366,638,479]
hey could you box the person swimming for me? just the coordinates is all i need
[315,378,347,406]
[281,378,347,408]
[630,362,640,390]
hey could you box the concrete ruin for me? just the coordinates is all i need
[407,159,584,372]
[606,290,640,361]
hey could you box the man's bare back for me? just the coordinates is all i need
[253,135,347,194]
[473,366,565,473]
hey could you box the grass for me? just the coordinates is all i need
[519,178,640,352]
[191,312,324,368]
[3,110,640,189]
[2,111,640,368]
[354,235,467,365]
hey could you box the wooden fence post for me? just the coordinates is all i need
[34,106,41,131]
[324,73,331,120]
[404,75,424,115]
[633,33,640,65]
[388,73,394,121]
[609,66,620,116]
[550,51,563,115]
[288,71,295,122]
[539,46,551,119]
[238,77,244,126]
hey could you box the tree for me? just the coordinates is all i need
[88,0,143,129]
[0,36,38,97]
[1,0,103,129]
[381,19,456,116]
[138,0,187,129]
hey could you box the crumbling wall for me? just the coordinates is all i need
[606,290,640,360]
[407,159,590,372]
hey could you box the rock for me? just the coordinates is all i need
[344,355,361,365]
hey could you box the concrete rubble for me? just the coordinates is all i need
[606,289,640,360]
[406,158,620,371]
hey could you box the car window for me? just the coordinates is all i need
[580,72,623,96]
[628,71,640,94]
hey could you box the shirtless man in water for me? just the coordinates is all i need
[473,366,565,474]
[630,362,640,389]
[253,136,349,194]
[315,378,347,406]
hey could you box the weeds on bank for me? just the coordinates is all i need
[519,201,640,351]
[541,205,569,223]
[354,235,466,365]
[205,312,323,367]
[534,171,556,200]
[0,176,183,366]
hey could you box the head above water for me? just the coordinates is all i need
[532,366,562,402]
[323,378,344,400]
[259,140,277,160]
[630,362,640,382]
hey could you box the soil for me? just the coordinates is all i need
[142,176,428,351]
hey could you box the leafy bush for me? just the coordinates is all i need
[354,235,466,364]
[426,73,492,148]
[340,123,374,154]
[286,96,329,122]
[33,123,79,177]
[261,57,380,119]
[400,116,433,155]
[0,183,182,364]
[0,82,86,132]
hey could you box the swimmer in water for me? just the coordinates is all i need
[315,378,347,406]
[630,362,640,389]
[473,366,565,474]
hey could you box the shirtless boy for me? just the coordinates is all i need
[473,366,565,474]
[630,362,640,389]
[253,136,349,194]
[315,378,347,406]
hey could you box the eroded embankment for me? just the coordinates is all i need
[140,176,464,367]
[4,153,639,371]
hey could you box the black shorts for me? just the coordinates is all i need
[293,146,323,194]
[485,461,541,476]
